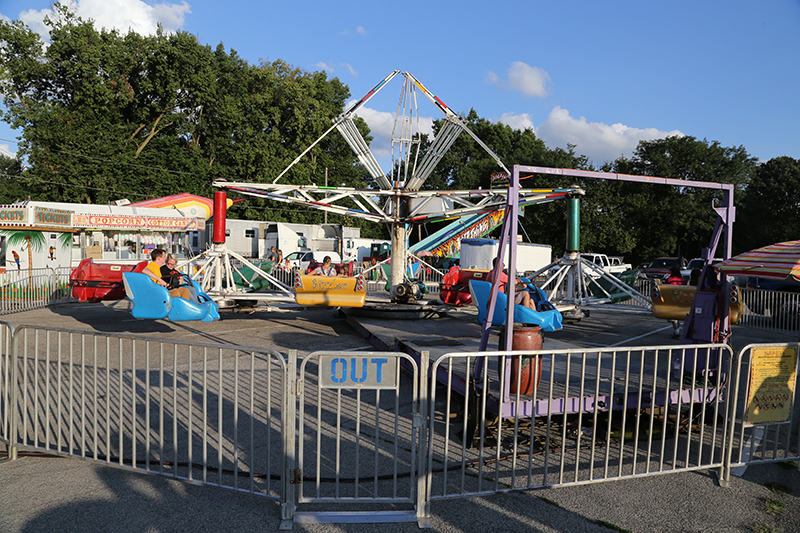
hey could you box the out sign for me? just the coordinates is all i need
[319,355,398,389]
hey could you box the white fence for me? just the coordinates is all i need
[426,344,735,500]
[1,325,287,498]
[2,325,797,527]
[738,287,800,333]
[0,267,73,315]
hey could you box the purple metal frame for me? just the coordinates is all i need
[473,165,736,418]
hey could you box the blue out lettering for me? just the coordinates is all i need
[350,357,367,383]
[331,357,347,383]
[371,358,388,383]
[325,356,394,386]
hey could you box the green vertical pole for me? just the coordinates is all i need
[566,194,580,252]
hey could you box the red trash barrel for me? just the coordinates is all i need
[499,324,543,395]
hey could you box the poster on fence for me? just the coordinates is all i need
[745,346,797,425]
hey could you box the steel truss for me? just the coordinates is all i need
[212,71,574,298]
[212,181,581,225]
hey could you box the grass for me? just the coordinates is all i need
[536,495,561,507]
[763,497,786,516]
[749,524,782,533]
[777,460,798,470]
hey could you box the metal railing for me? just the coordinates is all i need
[290,351,426,525]
[4,325,287,498]
[0,320,15,451]
[0,267,73,315]
[738,287,800,332]
[2,322,798,527]
[426,343,734,498]
[721,342,800,485]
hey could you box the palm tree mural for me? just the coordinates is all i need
[0,230,71,289]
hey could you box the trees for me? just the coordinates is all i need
[0,154,33,203]
[600,136,757,264]
[0,7,365,214]
[735,156,800,253]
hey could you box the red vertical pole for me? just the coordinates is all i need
[213,191,227,244]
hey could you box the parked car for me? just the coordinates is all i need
[285,251,343,273]
[639,257,687,279]
[680,258,723,279]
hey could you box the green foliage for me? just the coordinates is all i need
[0,154,35,203]
[603,136,757,265]
[0,5,365,212]
[735,156,800,253]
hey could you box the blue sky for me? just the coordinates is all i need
[1,0,799,170]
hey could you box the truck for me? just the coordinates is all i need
[581,253,632,277]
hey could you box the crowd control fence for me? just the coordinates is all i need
[1,325,797,528]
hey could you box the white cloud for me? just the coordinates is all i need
[0,144,15,158]
[351,105,434,160]
[315,62,334,72]
[534,106,684,164]
[487,61,551,98]
[0,12,11,23]
[339,26,367,36]
[14,0,190,42]
[18,8,53,41]
[341,63,357,77]
[498,112,535,131]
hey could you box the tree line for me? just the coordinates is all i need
[1,5,797,264]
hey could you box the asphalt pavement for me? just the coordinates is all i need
[0,299,799,532]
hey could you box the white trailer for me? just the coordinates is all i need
[459,238,551,273]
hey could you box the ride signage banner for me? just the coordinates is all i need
[73,214,200,231]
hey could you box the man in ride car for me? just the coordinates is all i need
[143,248,192,300]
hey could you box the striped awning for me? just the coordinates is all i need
[718,240,800,280]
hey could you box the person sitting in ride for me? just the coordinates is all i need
[337,264,349,277]
[665,266,685,285]
[311,256,336,276]
[144,248,192,301]
[160,254,197,301]
[485,258,537,311]
[664,265,685,338]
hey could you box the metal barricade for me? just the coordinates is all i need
[6,325,287,498]
[426,343,734,498]
[0,267,73,315]
[6,320,799,526]
[290,350,428,526]
[0,320,15,451]
[721,343,800,485]
[738,287,800,333]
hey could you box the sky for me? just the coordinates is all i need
[1,0,799,171]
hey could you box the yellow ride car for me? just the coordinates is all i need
[294,273,367,307]
[651,283,742,324]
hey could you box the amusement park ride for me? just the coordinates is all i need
[202,71,581,307]
[180,70,736,353]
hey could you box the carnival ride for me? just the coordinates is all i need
[122,272,220,322]
[209,71,580,309]
[70,258,147,302]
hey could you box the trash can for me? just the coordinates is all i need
[498,324,543,395]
